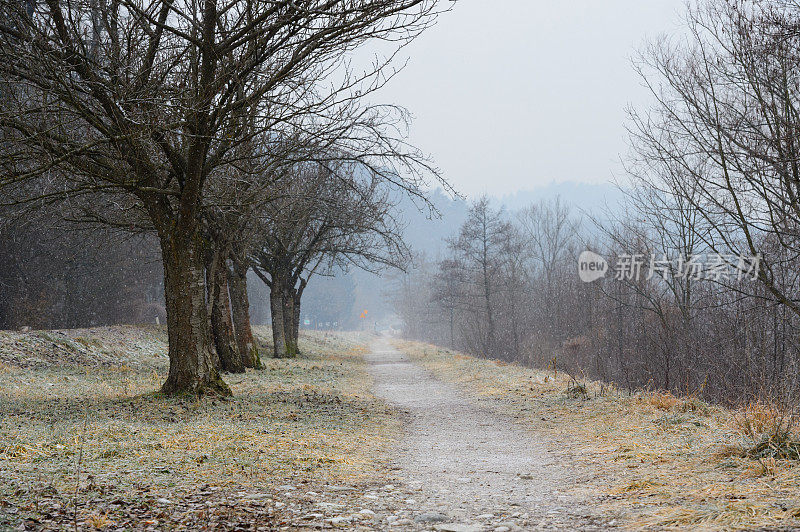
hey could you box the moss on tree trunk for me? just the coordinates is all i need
[209,252,245,374]
[159,231,231,396]
[229,262,261,369]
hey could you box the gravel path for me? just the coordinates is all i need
[366,337,614,531]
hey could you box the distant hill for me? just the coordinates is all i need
[399,181,624,257]
[498,181,624,216]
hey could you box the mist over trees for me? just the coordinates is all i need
[0,214,164,329]
[251,162,407,358]
[397,0,800,406]
[0,0,450,395]
[5,0,800,411]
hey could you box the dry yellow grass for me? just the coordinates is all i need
[732,401,788,439]
[646,390,683,410]
[0,327,398,528]
[397,340,800,531]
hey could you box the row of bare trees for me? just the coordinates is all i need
[398,192,800,404]
[397,0,800,405]
[396,197,591,365]
[0,0,448,395]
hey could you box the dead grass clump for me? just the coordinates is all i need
[85,513,113,528]
[733,401,786,438]
[743,456,783,478]
[643,390,711,417]
[614,478,664,494]
[646,390,682,410]
[564,382,588,400]
[653,412,705,429]
[730,401,800,461]
[746,432,800,461]
[712,444,744,460]
[650,501,783,528]
[677,396,711,416]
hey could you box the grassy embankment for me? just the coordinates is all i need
[397,340,800,531]
[0,326,397,529]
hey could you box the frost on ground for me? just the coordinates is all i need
[0,326,167,371]
[367,337,614,532]
[398,340,800,531]
[0,326,408,530]
[4,327,798,531]
[1,327,612,531]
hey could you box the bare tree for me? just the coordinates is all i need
[518,197,578,343]
[228,247,262,369]
[0,0,447,394]
[630,0,800,319]
[432,257,465,349]
[253,162,408,358]
[447,197,517,357]
[394,0,800,404]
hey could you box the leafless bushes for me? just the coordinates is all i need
[396,1,800,414]
[0,212,163,329]
[399,194,800,406]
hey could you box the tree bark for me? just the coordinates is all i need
[292,291,301,350]
[282,287,298,357]
[229,261,261,369]
[269,278,288,358]
[290,278,307,352]
[158,230,231,396]
[209,252,245,373]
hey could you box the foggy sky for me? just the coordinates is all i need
[374,0,684,198]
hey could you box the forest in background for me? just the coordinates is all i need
[4,0,800,412]
[397,1,800,412]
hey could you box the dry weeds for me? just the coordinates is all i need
[397,341,800,531]
[0,326,399,530]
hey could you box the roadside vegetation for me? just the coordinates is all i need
[0,327,399,530]
[398,340,800,530]
[396,0,800,417]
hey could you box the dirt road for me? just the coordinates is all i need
[366,337,614,531]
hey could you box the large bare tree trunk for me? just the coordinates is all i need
[209,253,245,374]
[269,279,288,358]
[289,278,307,353]
[159,231,230,396]
[282,288,298,357]
[292,292,301,351]
[229,261,261,369]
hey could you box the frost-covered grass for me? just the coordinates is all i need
[0,326,397,529]
[398,340,800,531]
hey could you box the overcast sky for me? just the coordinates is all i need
[371,0,685,199]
